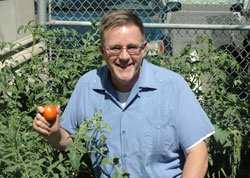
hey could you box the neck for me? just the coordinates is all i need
[112,77,136,92]
[112,68,141,92]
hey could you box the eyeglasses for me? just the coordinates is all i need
[104,44,144,56]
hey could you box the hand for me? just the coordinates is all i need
[33,105,61,138]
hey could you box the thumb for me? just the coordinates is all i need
[37,106,44,114]
[55,105,62,123]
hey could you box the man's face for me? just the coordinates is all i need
[99,25,147,92]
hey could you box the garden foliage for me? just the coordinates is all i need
[0,22,249,177]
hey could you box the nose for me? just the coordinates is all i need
[119,48,130,60]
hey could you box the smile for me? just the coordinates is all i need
[116,63,133,69]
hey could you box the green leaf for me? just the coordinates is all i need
[99,134,106,146]
[214,127,230,145]
[104,123,112,132]
[37,158,46,165]
[17,25,24,34]
[35,93,45,100]
[77,146,88,153]
[56,164,66,175]
[58,153,64,161]
[82,135,93,141]
[5,164,21,173]
[101,157,112,165]
[0,41,7,50]
[0,82,7,93]
[223,108,234,117]
[68,152,81,170]
[113,170,123,178]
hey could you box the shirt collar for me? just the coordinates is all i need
[137,59,158,90]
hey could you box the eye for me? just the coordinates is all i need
[127,45,138,50]
[110,46,121,51]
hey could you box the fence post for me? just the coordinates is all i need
[37,0,47,25]
[36,0,48,59]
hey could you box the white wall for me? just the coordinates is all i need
[0,0,35,42]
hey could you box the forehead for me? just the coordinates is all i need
[103,25,143,46]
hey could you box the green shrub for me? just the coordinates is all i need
[0,22,130,178]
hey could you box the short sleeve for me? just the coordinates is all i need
[60,83,84,135]
[176,79,215,151]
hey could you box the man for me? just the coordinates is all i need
[33,10,215,178]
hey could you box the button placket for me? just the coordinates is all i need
[120,109,127,168]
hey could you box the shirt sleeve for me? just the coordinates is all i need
[185,131,215,151]
[60,83,84,135]
[176,78,215,151]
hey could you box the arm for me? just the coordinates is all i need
[181,141,208,178]
[46,127,72,151]
[33,105,73,150]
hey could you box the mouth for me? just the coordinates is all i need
[116,63,133,69]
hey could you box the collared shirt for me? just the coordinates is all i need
[61,59,215,178]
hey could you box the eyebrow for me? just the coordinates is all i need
[109,43,140,48]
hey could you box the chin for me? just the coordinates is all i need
[118,77,134,83]
[112,67,140,85]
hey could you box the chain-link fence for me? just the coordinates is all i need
[37,0,249,98]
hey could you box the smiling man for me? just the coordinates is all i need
[33,10,215,178]
[99,24,146,92]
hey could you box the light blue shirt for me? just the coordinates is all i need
[61,59,215,178]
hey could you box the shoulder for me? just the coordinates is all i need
[76,65,107,87]
[144,60,186,87]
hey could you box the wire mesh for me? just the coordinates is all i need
[43,0,249,99]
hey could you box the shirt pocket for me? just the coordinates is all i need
[140,89,178,158]
[145,113,178,157]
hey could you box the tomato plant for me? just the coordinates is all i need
[43,105,57,121]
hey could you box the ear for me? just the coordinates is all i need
[99,43,105,55]
[141,41,148,56]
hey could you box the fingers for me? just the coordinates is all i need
[37,106,44,114]
[56,105,62,119]
[33,112,51,136]
[54,105,62,124]
[33,106,51,136]
[56,105,61,115]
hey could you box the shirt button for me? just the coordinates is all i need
[122,130,126,134]
[123,154,127,158]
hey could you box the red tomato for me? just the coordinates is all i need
[43,105,57,121]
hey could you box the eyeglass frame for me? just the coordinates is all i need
[103,43,146,56]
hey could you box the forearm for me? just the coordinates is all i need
[47,128,72,150]
[182,153,208,178]
[182,141,208,178]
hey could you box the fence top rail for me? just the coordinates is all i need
[48,20,250,30]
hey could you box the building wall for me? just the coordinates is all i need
[0,0,35,42]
